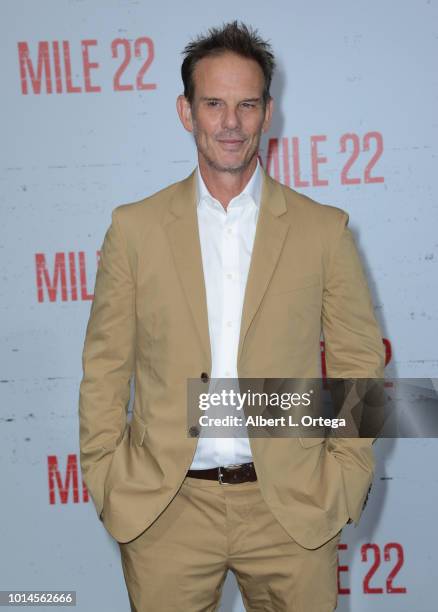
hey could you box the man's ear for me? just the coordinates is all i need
[262,97,274,133]
[176,95,194,133]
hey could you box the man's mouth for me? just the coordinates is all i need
[217,138,245,150]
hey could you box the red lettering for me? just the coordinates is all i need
[52,41,63,93]
[112,38,134,92]
[311,135,328,186]
[134,37,156,91]
[282,137,291,186]
[384,543,407,594]
[79,251,94,300]
[68,252,78,301]
[364,132,384,183]
[362,543,384,594]
[17,41,52,95]
[48,454,80,504]
[35,253,68,302]
[337,543,350,595]
[292,137,309,187]
[340,133,361,185]
[82,40,101,93]
[63,41,81,93]
[36,251,98,302]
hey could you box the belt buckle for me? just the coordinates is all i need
[218,466,230,485]
[218,463,242,485]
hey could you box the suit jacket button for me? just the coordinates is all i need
[189,425,200,437]
[200,372,209,383]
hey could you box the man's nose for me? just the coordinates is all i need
[222,106,240,130]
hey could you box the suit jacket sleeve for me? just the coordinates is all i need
[78,207,135,520]
[322,210,385,525]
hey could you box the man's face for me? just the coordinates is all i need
[177,52,273,174]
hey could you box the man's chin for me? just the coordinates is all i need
[205,156,253,175]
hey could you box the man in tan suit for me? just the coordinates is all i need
[79,21,384,612]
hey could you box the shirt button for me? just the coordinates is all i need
[225,371,232,376]
[226,321,232,327]
[226,273,232,280]
[227,228,233,235]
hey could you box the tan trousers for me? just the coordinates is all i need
[119,475,342,612]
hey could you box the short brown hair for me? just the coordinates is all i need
[181,21,275,107]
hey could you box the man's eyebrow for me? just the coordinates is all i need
[199,96,262,103]
[200,96,222,102]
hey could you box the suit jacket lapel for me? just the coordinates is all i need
[163,171,212,368]
[237,169,289,365]
[162,167,289,372]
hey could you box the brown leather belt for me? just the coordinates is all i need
[186,462,257,484]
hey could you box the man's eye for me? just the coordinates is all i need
[241,102,256,109]
[207,100,220,107]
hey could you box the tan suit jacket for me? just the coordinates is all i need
[79,167,385,549]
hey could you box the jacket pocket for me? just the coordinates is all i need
[299,436,326,448]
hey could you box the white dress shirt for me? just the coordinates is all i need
[189,160,262,469]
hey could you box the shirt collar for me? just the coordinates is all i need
[196,159,262,211]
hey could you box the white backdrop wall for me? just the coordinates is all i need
[1,1,437,611]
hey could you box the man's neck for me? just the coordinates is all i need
[198,156,258,210]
